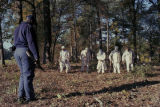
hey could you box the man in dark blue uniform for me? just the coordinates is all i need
[14,15,39,103]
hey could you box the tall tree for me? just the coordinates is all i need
[94,0,103,49]
[43,0,52,64]
[131,0,138,63]
[18,0,23,23]
[149,0,160,62]
[0,18,5,66]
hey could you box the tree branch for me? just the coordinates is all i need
[149,0,156,6]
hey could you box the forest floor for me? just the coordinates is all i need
[0,62,160,107]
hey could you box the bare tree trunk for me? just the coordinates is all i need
[106,17,109,55]
[18,0,23,24]
[72,0,78,62]
[131,0,137,64]
[50,0,56,63]
[70,30,73,60]
[132,13,137,64]
[73,18,78,62]
[158,0,160,11]
[149,32,153,62]
[97,4,102,49]
[158,0,160,63]
[32,0,40,61]
[89,23,93,60]
[51,10,61,63]
[51,35,57,63]
[0,19,5,66]
[43,0,52,64]
[43,41,47,64]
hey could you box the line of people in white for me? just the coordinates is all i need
[59,46,134,73]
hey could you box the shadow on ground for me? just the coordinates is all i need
[64,80,160,98]
[39,80,160,100]
[145,73,160,77]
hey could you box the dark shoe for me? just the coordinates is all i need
[24,98,37,104]
[23,99,30,104]
[17,97,25,104]
[31,97,37,101]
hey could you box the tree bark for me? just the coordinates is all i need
[51,10,61,63]
[43,0,52,64]
[106,17,109,55]
[72,0,78,62]
[0,19,5,66]
[70,30,73,60]
[73,17,78,62]
[32,0,40,61]
[158,0,160,63]
[131,0,137,64]
[149,32,153,62]
[96,4,102,49]
[89,23,93,60]
[51,35,57,63]
[18,0,23,24]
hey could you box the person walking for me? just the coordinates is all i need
[59,46,70,73]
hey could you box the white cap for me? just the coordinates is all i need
[61,46,65,49]
[85,47,88,50]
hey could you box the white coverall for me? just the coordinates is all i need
[97,51,107,74]
[80,48,90,72]
[109,50,121,73]
[122,50,133,72]
[59,50,70,73]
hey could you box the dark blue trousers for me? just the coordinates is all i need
[14,47,35,100]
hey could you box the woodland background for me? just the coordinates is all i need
[0,0,160,106]
[0,0,159,65]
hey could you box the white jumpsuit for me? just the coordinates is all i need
[109,51,121,73]
[80,49,90,72]
[59,50,70,73]
[122,50,133,72]
[97,51,107,74]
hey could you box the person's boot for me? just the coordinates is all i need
[17,97,25,104]
[24,97,37,104]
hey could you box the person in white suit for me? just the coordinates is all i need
[80,47,90,72]
[122,48,134,72]
[109,46,121,73]
[96,49,107,74]
[59,46,70,73]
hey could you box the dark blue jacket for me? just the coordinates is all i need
[14,22,39,60]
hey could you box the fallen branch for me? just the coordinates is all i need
[94,97,103,107]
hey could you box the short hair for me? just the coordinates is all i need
[26,15,34,21]
[115,46,118,50]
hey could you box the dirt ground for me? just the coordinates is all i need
[0,64,160,107]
